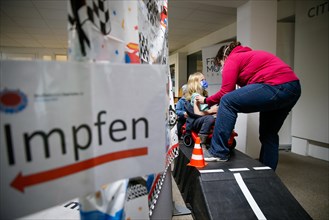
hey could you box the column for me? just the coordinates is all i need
[236,0,278,158]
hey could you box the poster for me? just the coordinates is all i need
[68,0,177,219]
[0,61,167,219]
[202,44,225,96]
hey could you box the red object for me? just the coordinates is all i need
[11,147,148,192]
[187,137,207,168]
[181,124,237,150]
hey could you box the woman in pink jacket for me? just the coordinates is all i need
[196,41,301,170]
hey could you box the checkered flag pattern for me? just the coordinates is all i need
[143,0,160,26]
[127,184,148,201]
[68,1,91,56]
[86,0,111,35]
[139,33,150,63]
[148,144,179,217]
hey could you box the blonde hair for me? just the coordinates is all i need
[186,72,208,101]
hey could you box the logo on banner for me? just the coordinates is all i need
[206,57,220,73]
[0,89,28,114]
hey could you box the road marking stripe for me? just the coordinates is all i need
[199,169,224,173]
[253,166,271,170]
[229,168,250,172]
[234,173,267,220]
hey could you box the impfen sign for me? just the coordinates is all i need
[0,61,167,219]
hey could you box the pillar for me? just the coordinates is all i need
[236,0,278,158]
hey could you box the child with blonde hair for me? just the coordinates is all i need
[186,72,218,148]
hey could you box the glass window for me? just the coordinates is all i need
[170,64,175,97]
[1,53,35,60]
[42,55,52,61]
[55,55,67,61]
[187,51,202,79]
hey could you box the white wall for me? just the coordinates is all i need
[169,52,187,96]
[291,0,329,160]
[277,23,295,146]
[169,0,329,161]
[237,0,277,159]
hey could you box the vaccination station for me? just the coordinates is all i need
[0,0,328,219]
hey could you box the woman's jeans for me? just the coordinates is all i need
[209,80,301,170]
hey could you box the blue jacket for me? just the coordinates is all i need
[175,97,188,120]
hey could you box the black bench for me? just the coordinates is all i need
[173,143,312,220]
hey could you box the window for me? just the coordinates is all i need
[187,51,202,79]
[170,64,175,97]
[55,55,67,61]
[42,55,52,61]
[1,53,35,60]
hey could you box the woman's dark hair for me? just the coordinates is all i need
[214,41,241,66]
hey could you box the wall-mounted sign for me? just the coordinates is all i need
[202,44,225,96]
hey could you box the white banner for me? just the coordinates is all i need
[202,44,225,96]
[0,60,167,219]
[19,198,80,220]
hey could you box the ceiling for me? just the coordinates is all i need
[0,0,248,54]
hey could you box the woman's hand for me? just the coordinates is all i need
[196,95,205,104]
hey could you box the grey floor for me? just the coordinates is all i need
[171,150,329,220]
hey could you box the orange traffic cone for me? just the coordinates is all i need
[187,137,208,168]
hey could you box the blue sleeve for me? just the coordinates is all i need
[175,98,186,118]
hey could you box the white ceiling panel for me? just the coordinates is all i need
[185,10,235,24]
[0,37,19,47]
[2,6,41,18]
[2,32,32,39]
[13,18,48,28]
[31,0,68,9]
[24,27,56,34]
[0,0,35,8]
[38,8,68,20]
[0,0,248,53]
[18,39,43,47]
[45,19,67,29]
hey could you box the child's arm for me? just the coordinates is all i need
[193,100,218,116]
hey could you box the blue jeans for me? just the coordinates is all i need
[192,115,215,135]
[209,80,301,170]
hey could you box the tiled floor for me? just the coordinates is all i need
[171,176,193,220]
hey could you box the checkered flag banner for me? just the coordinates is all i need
[69,0,177,218]
[127,184,148,201]
[139,33,149,64]
[143,0,160,26]
[86,0,111,35]
[68,0,120,60]
[148,143,179,217]
[68,0,91,57]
